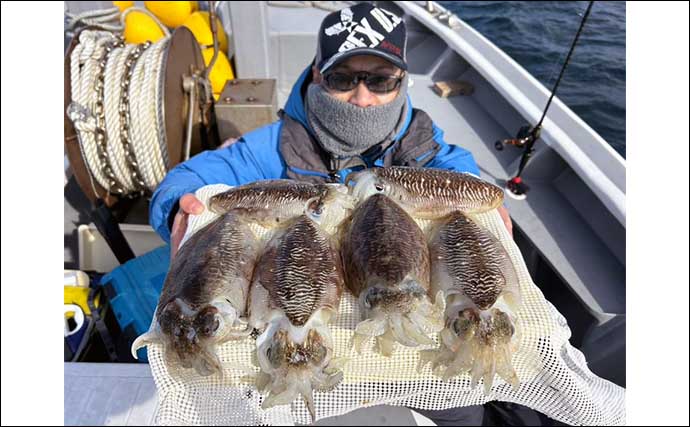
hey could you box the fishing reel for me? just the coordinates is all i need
[495,125,542,201]
[494,125,538,151]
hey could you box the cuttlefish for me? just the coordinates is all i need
[132,212,260,376]
[248,196,351,422]
[341,193,445,356]
[208,179,353,229]
[419,211,522,394]
[347,166,504,219]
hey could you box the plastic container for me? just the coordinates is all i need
[78,223,165,273]
[99,245,170,362]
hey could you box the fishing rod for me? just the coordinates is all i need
[497,0,594,200]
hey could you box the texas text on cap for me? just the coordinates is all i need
[316,3,408,73]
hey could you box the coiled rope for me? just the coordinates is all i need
[68,29,170,198]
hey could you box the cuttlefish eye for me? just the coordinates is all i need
[202,318,220,336]
[307,198,324,218]
[195,307,221,337]
[452,309,479,340]
[374,183,385,192]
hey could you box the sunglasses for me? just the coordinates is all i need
[322,71,405,94]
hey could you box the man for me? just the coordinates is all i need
[149,3,513,424]
[150,3,511,255]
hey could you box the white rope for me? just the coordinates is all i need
[69,31,118,193]
[145,38,170,184]
[155,41,171,170]
[68,30,171,197]
[104,43,137,192]
[127,44,153,189]
[68,35,99,196]
[128,38,169,191]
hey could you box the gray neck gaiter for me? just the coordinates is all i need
[306,74,408,157]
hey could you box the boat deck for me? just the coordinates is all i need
[64,363,158,426]
[64,363,433,426]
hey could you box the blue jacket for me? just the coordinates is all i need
[150,66,480,242]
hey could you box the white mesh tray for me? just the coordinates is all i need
[146,184,625,426]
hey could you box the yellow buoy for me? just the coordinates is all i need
[112,1,134,13]
[202,47,235,96]
[123,9,167,44]
[183,11,228,53]
[144,1,198,28]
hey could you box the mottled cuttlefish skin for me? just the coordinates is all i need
[248,212,345,422]
[341,193,445,357]
[347,166,504,218]
[419,210,522,395]
[252,214,343,327]
[430,211,518,310]
[131,213,260,376]
[208,179,350,226]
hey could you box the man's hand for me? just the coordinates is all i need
[497,205,513,237]
[170,194,205,260]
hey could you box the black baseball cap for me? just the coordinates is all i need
[315,3,407,73]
